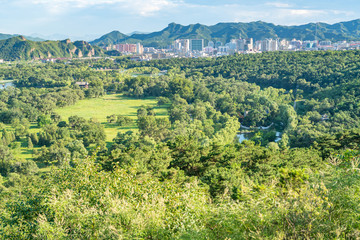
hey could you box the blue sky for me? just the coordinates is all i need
[0,0,359,40]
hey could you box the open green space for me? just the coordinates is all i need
[8,124,41,160]
[55,94,169,141]
[9,94,168,161]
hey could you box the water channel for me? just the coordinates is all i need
[237,131,282,143]
[0,80,14,89]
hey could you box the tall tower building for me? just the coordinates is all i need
[246,38,254,51]
[174,39,190,53]
[136,43,144,54]
[190,39,204,51]
[261,39,278,52]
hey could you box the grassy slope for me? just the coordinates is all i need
[55,94,168,142]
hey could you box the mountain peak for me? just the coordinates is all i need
[60,39,71,44]
[89,19,360,47]
[0,37,104,61]
[168,22,179,26]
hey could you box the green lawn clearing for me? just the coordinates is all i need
[55,94,169,141]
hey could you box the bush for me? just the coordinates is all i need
[157,97,171,106]
[116,115,133,127]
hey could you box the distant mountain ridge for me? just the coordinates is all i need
[0,33,44,42]
[29,33,102,41]
[90,19,360,47]
[0,36,104,61]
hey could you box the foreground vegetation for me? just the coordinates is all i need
[0,51,360,239]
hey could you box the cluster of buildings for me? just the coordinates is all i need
[254,39,360,52]
[105,43,144,55]
[102,38,360,61]
[171,38,360,57]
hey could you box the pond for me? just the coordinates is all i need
[131,70,167,78]
[0,80,14,89]
[237,131,282,143]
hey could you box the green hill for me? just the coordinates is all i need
[90,30,128,46]
[91,19,360,47]
[0,36,104,61]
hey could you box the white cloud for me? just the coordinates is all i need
[330,10,355,16]
[123,0,180,16]
[265,2,292,8]
[196,3,354,26]
[288,9,325,17]
[29,0,180,15]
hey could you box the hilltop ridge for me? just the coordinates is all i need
[90,19,360,47]
[0,36,104,61]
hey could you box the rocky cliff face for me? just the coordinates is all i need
[0,36,104,61]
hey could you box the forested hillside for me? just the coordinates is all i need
[0,51,359,239]
[0,37,104,61]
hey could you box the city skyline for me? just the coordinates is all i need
[0,0,360,40]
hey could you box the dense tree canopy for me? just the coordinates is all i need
[1,51,360,239]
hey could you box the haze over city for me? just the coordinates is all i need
[0,0,360,40]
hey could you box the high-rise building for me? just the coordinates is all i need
[190,39,204,51]
[246,38,254,51]
[235,38,253,51]
[279,39,290,50]
[255,41,262,51]
[261,39,269,51]
[208,41,215,48]
[290,39,302,49]
[270,39,278,51]
[236,39,246,51]
[135,43,144,54]
[115,43,137,53]
[261,39,279,51]
[227,40,237,50]
[174,39,190,54]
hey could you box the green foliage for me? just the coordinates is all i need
[1,48,360,239]
[157,96,171,105]
[1,148,359,239]
[37,115,52,127]
[27,137,33,149]
[138,115,171,141]
[0,143,15,176]
[116,115,132,126]
[0,36,104,61]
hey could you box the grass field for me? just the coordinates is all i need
[12,124,41,160]
[11,94,168,160]
[55,94,169,141]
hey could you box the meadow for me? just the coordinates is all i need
[55,94,168,141]
[11,94,168,160]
